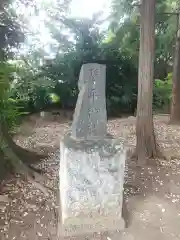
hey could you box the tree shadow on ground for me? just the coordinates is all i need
[122,156,171,228]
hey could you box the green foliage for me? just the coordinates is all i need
[37,16,138,115]
[0,2,25,60]
[153,73,172,112]
[49,93,60,104]
[0,0,176,119]
[0,62,24,130]
[110,0,178,79]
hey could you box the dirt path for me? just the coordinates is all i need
[1,115,180,240]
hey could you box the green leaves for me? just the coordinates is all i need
[0,0,175,119]
[0,61,25,129]
[153,74,172,111]
[49,93,60,103]
[109,0,179,80]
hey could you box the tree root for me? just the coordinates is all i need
[16,164,51,196]
[7,139,48,164]
[28,177,49,196]
[13,144,48,164]
[131,144,167,166]
[1,145,50,197]
[28,165,46,175]
[1,122,48,164]
[0,121,52,196]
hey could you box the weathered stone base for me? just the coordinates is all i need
[60,216,125,237]
[59,134,126,237]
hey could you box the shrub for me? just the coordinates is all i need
[153,73,172,113]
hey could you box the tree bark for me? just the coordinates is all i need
[0,148,13,180]
[1,122,47,164]
[0,120,49,196]
[170,13,180,124]
[0,135,49,195]
[0,123,32,176]
[135,0,162,164]
[0,120,46,178]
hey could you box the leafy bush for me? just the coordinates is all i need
[153,73,172,113]
[2,98,26,130]
[0,62,27,131]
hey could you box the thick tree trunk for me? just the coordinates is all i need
[0,148,13,180]
[0,120,46,178]
[0,125,32,176]
[0,121,49,195]
[135,0,162,165]
[0,135,49,195]
[170,14,180,124]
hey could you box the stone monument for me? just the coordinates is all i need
[59,63,126,238]
[71,63,107,140]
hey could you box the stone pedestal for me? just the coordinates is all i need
[59,134,126,237]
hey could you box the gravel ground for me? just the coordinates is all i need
[0,114,180,240]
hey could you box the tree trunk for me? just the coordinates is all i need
[0,123,32,176]
[0,148,13,180]
[0,120,50,196]
[170,13,180,124]
[0,120,46,178]
[135,0,162,164]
